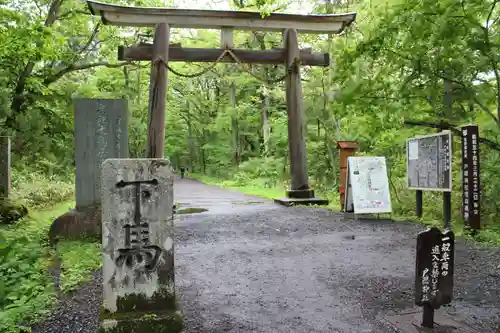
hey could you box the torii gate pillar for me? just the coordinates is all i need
[274,29,329,207]
[147,23,169,158]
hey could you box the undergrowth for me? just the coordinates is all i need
[57,241,101,293]
[9,171,74,209]
[0,202,66,333]
[0,169,101,333]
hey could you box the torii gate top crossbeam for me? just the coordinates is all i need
[87,1,356,34]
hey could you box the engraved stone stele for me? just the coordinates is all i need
[49,99,129,243]
[99,158,182,333]
[74,98,129,209]
[0,136,11,198]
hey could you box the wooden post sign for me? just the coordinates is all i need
[414,227,455,328]
[344,156,392,215]
[461,125,480,232]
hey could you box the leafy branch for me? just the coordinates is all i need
[43,61,131,86]
[404,119,500,151]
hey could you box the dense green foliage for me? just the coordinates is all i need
[0,200,102,333]
[0,0,499,331]
[0,212,55,333]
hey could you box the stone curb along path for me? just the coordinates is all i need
[31,177,500,333]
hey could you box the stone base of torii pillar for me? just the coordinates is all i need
[274,189,329,207]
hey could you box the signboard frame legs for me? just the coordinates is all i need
[415,190,422,218]
[443,191,451,229]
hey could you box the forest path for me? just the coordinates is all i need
[30,177,500,333]
[174,178,500,333]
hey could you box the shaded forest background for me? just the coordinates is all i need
[0,0,499,331]
[1,0,499,232]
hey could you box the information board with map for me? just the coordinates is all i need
[344,156,392,214]
[406,131,452,192]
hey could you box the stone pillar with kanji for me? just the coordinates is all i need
[100,158,182,333]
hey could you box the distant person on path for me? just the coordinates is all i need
[180,167,185,179]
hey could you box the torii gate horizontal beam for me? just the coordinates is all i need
[119,43,330,66]
[87,1,356,33]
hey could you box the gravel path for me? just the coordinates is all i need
[32,177,500,333]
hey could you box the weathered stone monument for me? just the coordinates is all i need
[0,136,11,198]
[100,158,181,332]
[75,98,129,209]
[49,99,129,243]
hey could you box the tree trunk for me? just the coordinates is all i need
[6,0,64,130]
[136,63,142,104]
[230,83,239,169]
[201,129,207,174]
[252,33,272,157]
[442,73,453,123]
[186,102,195,173]
[122,66,130,99]
[260,85,270,156]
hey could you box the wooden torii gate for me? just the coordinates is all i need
[87,1,356,206]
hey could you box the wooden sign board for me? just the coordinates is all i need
[461,125,481,231]
[406,131,452,192]
[344,156,392,214]
[414,227,455,309]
